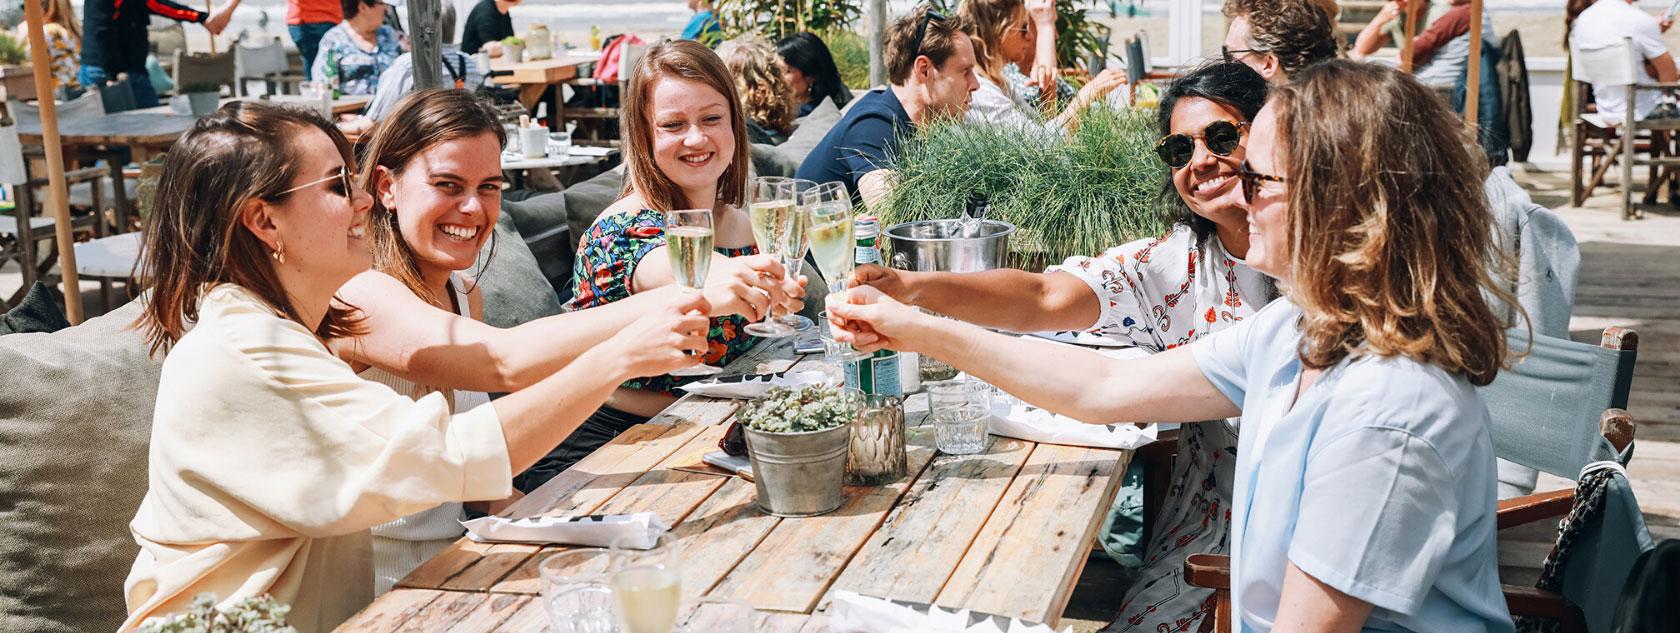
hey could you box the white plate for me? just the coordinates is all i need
[1027,330,1134,348]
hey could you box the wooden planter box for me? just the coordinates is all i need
[0,64,37,102]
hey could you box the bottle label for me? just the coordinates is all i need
[854,245,880,265]
[845,350,902,396]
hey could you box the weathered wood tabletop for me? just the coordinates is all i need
[15,95,372,150]
[489,51,600,110]
[337,338,1131,632]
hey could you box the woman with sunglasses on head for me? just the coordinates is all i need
[516,40,808,494]
[849,61,1269,633]
[121,101,708,632]
[834,59,1516,632]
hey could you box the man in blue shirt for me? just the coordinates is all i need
[795,7,979,209]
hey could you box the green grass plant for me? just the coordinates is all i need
[879,103,1168,270]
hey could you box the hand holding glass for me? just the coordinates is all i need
[804,181,870,361]
[744,177,801,338]
[665,210,722,376]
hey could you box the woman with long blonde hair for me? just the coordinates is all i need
[957,0,1128,129]
[717,35,796,144]
[832,59,1518,632]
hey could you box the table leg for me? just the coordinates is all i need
[14,182,38,290]
[107,154,131,233]
[518,85,544,111]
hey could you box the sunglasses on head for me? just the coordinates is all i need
[909,8,948,62]
[1237,161,1287,201]
[1154,120,1246,169]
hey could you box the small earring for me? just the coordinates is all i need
[271,244,286,264]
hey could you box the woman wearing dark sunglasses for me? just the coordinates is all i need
[834,59,1516,633]
[847,62,1270,633]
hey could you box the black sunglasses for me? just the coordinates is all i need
[1154,120,1246,169]
[909,8,948,62]
[1238,161,1287,201]
[1221,45,1266,64]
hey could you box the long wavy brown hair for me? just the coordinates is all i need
[717,35,796,137]
[621,39,750,212]
[136,101,362,355]
[358,88,506,309]
[956,0,1026,93]
[1272,60,1517,386]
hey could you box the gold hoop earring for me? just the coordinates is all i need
[271,245,286,264]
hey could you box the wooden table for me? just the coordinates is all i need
[337,338,1132,632]
[489,50,600,111]
[129,94,372,117]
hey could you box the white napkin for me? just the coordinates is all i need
[829,591,1070,633]
[569,145,615,157]
[986,401,1157,450]
[677,370,827,399]
[461,512,669,549]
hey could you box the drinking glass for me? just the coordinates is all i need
[773,178,818,332]
[665,210,721,376]
[803,182,869,361]
[926,379,992,455]
[679,596,756,633]
[744,177,800,338]
[539,549,619,633]
[610,533,683,633]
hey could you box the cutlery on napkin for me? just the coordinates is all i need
[461,512,668,548]
[829,591,1071,633]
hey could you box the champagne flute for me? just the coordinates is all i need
[774,178,817,332]
[803,182,870,362]
[743,177,799,338]
[665,210,722,376]
[610,532,683,633]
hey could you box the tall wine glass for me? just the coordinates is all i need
[774,178,818,332]
[610,532,683,633]
[665,210,722,376]
[743,177,800,338]
[803,182,870,362]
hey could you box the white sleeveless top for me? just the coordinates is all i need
[362,275,490,541]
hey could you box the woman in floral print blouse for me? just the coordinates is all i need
[512,40,806,494]
[849,62,1273,633]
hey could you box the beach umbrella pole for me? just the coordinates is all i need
[1464,0,1483,129]
[21,0,83,324]
[1399,0,1418,73]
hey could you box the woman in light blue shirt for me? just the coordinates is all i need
[829,59,1519,632]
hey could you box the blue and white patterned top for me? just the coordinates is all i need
[310,23,404,96]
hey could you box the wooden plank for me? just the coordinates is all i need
[392,591,490,630]
[429,593,536,633]
[333,589,446,631]
[671,476,784,603]
[817,433,1035,611]
[706,438,940,613]
[936,443,1129,626]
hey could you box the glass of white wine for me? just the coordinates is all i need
[773,178,818,332]
[744,177,800,338]
[610,532,683,633]
[665,209,722,376]
[803,182,870,361]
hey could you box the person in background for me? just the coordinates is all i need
[681,0,722,44]
[794,6,978,209]
[718,35,796,144]
[1570,0,1678,124]
[287,0,341,79]
[80,0,238,107]
[121,100,708,632]
[831,59,1518,633]
[1352,0,1491,89]
[461,0,517,57]
[522,40,806,494]
[777,31,853,117]
[311,0,406,96]
[849,62,1272,633]
[355,3,483,123]
[16,0,80,95]
[1219,0,1340,84]
[958,0,1127,129]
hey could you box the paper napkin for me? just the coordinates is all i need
[829,591,1071,633]
[461,512,669,549]
[986,402,1157,450]
[676,370,828,399]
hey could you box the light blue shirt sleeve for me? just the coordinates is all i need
[1191,299,1287,407]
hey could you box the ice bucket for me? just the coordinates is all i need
[884,219,1015,273]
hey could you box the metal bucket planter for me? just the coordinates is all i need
[744,423,851,517]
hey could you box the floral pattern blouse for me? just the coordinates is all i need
[23,23,80,92]
[309,23,404,96]
[567,208,759,395]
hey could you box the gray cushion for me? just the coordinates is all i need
[560,165,628,241]
[0,282,69,335]
[499,192,574,302]
[0,300,161,633]
[759,99,844,177]
[474,212,565,328]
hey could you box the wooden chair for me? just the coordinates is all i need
[2,94,117,308]
[1570,37,1680,219]
[171,49,237,96]
[235,36,304,96]
[149,22,188,69]
[1185,327,1644,633]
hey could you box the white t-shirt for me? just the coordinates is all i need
[1570,0,1669,123]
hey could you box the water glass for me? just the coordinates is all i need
[926,379,992,455]
[539,550,619,633]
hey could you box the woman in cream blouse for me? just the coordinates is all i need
[122,101,709,632]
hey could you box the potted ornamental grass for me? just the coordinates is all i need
[737,386,861,517]
[0,32,35,102]
[501,36,526,63]
[880,102,1168,271]
[180,82,222,116]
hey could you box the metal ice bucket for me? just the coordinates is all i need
[884,219,1016,273]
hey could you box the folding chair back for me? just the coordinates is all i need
[235,37,293,96]
[1570,38,1636,88]
[95,77,139,114]
[6,91,108,128]
[172,50,237,95]
[1480,329,1636,481]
